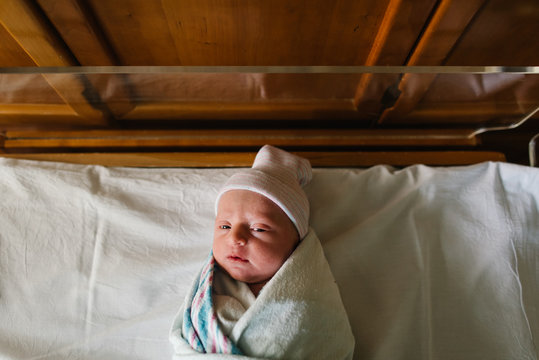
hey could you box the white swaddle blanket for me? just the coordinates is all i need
[170,229,355,359]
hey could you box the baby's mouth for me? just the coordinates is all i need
[228,255,249,263]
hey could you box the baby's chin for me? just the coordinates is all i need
[216,261,270,285]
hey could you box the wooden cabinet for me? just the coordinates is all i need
[0,0,537,165]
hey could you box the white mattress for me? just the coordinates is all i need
[1,159,538,360]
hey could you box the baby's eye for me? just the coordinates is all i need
[219,225,231,230]
[252,228,266,232]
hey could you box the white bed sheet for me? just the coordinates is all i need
[0,159,537,360]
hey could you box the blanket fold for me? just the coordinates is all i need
[170,229,355,359]
[181,254,243,355]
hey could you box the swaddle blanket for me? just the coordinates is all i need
[181,253,242,354]
[170,229,355,359]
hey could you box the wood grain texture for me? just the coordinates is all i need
[88,0,402,65]
[0,0,75,66]
[3,129,479,148]
[88,0,183,65]
[35,0,118,66]
[0,0,108,125]
[353,0,403,109]
[40,74,108,124]
[378,0,488,125]
[380,72,539,126]
[446,0,539,65]
[121,100,359,121]
[0,103,75,115]
[352,0,438,112]
[405,0,487,66]
[0,0,535,166]
[34,0,136,118]
[0,151,505,167]
[0,24,36,66]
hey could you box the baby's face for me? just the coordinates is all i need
[213,190,299,287]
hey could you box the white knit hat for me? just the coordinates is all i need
[215,145,312,239]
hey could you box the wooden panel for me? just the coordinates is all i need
[120,72,362,102]
[0,0,108,125]
[405,0,487,66]
[379,71,539,126]
[378,0,538,127]
[34,1,136,119]
[396,73,539,126]
[0,0,536,159]
[0,104,80,128]
[87,0,182,65]
[3,128,478,149]
[393,102,537,125]
[446,0,539,65]
[354,0,438,115]
[0,74,65,103]
[353,0,403,111]
[109,71,367,124]
[0,151,506,167]
[374,0,439,66]
[0,24,36,66]
[0,0,75,66]
[121,100,359,121]
[0,73,105,129]
[88,0,415,66]
[378,0,486,125]
[35,0,118,66]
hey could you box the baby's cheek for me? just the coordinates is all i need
[212,240,225,263]
[259,252,287,275]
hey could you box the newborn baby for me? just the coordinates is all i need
[170,145,354,359]
[213,189,300,297]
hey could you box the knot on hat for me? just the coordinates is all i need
[251,145,312,187]
[215,145,312,239]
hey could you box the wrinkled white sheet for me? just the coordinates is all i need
[0,159,538,360]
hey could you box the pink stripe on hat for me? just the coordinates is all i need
[215,145,312,239]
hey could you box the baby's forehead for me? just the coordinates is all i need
[216,190,290,221]
[218,189,275,207]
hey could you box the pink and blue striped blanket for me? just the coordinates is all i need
[181,253,242,355]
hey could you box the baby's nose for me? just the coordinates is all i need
[231,227,248,246]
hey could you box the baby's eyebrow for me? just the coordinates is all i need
[216,208,283,223]
[256,210,284,221]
